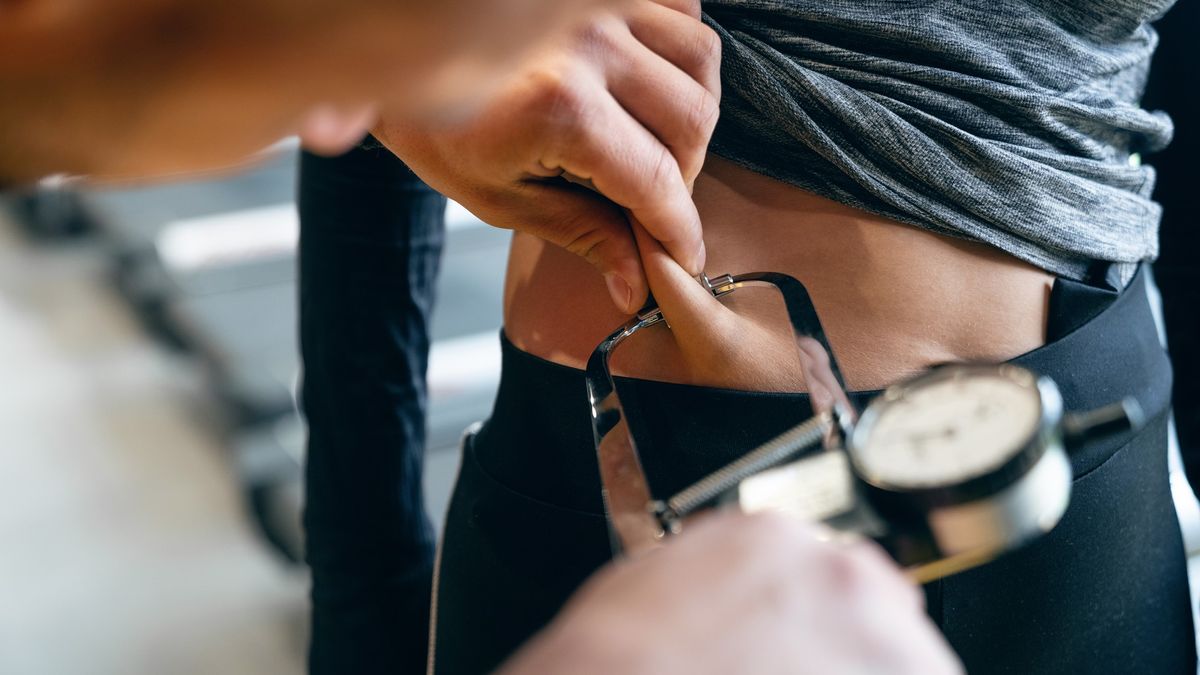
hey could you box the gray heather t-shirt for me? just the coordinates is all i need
[703,0,1177,283]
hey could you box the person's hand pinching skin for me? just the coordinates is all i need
[375,0,720,313]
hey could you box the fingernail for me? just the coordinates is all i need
[605,273,633,314]
[695,239,707,273]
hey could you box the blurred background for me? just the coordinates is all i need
[0,142,508,675]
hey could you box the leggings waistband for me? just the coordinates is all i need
[474,265,1172,514]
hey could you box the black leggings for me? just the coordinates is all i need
[431,266,1196,674]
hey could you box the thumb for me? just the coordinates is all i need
[510,182,649,314]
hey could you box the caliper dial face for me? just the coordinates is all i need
[852,371,1042,489]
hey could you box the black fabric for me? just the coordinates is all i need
[433,265,1195,674]
[299,144,445,675]
[1146,0,1200,491]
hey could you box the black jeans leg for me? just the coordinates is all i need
[298,144,446,675]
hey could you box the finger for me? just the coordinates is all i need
[627,2,722,101]
[299,103,379,156]
[648,0,702,20]
[500,181,650,313]
[632,220,729,337]
[545,88,705,274]
[605,28,719,186]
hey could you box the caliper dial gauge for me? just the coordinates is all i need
[852,366,1045,491]
[734,364,1082,582]
[844,364,1072,580]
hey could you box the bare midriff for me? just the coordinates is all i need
[503,156,1053,393]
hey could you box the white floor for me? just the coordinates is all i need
[0,217,308,675]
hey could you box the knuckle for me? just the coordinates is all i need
[679,0,703,19]
[527,69,596,133]
[680,24,722,83]
[575,16,606,46]
[683,89,721,145]
[558,213,617,265]
[823,545,885,595]
[565,231,606,264]
[576,14,624,54]
[644,144,681,192]
[695,24,723,68]
[525,68,573,112]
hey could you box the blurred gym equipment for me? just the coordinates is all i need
[5,146,507,563]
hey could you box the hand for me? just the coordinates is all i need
[1,0,623,182]
[499,512,963,675]
[374,0,721,313]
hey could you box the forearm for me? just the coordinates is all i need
[0,0,616,182]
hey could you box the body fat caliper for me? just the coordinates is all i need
[585,272,1141,582]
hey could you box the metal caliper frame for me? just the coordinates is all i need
[584,272,853,556]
